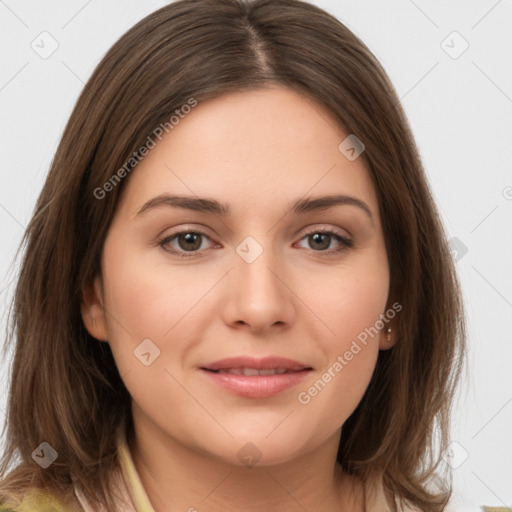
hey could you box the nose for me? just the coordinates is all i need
[221,238,294,333]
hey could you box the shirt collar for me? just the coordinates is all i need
[115,423,156,512]
[74,421,155,512]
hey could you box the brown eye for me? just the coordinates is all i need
[297,229,353,255]
[159,231,213,258]
[307,232,331,251]
[176,232,202,251]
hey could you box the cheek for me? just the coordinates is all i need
[295,268,387,416]
[99,245,211,425]
[99,235,203,371]
[295,344,378,446]
[302,255,390,346]
[293,256,388,412]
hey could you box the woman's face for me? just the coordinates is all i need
[82,86,393,466]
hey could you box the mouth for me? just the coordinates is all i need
[199,357,313,398]
[203,367,310,376]
[201,356,313,373]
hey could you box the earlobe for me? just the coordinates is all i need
[80,274,109,342]
[378,324,396,350]
[379,297,400,350]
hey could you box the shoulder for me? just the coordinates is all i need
[0,488,83,512]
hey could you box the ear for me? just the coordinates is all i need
[378,322,396,350]
[378,298,401,350]
[80,274,108,342]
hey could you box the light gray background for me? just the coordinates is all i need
[1,1,511,510]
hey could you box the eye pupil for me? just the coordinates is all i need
[178,233,201,251]
[310,233,330,250]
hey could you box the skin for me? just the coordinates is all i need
[81,86,396,511]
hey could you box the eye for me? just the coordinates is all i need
[158,226,353,259]
[296,228,353,256]
[159,230,215,258]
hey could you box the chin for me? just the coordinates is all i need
[204,429,314,468]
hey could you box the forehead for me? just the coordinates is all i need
[116,86,379,222]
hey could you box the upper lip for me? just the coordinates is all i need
[201,356,313,371]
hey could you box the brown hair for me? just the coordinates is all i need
[0,0,466,510]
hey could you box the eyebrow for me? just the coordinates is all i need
[136,193,373,222]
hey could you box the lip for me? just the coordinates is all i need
[202,356,312,372]
[200,356,313,398]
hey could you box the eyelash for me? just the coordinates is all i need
[157,227,353,259]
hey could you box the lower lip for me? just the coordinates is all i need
[200,369,311,398]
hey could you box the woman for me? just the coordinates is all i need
[0,0,466,510]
